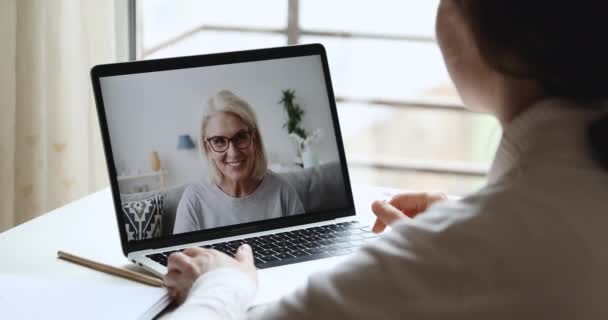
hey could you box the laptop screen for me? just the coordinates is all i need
[97,52,351,243]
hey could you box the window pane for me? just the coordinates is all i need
[141,0,287,51]
[136,1,499,197]
[144,32,286,59]
[348,166,486,196]
[301,0,439,38]
[337,103,501,164]
[302,36,459,104]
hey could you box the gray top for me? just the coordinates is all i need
[173,171,305,234]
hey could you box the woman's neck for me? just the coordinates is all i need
[494,77,547,127]
[217,177,262,198]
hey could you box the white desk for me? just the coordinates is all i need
[0,184,396,284]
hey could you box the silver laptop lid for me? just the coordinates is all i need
[91,44,354,256]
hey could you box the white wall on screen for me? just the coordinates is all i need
[99,55,341,190]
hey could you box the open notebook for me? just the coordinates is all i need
[1,274,170,319]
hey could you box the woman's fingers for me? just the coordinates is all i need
[164,261,198,305]
[388,192,428,217]
[164,247,259,304]
[235,244,254,265]
[163,270,180,288]
[167,252,191,273]
[164,245,259,304]
[388,192,445,216]
[235,244,258,285]
[372,217,387,234]
[164,269,189,304]
[182,247,204,257]
[371,200,406,227]
[371,192,448,234]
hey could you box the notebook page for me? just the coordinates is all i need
[0,274,170,320]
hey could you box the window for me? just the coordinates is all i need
[135,0,501,196]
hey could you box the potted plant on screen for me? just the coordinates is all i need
[279,89,321,168]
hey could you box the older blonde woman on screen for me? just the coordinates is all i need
[165,1,608,318]
[173,90,304,234]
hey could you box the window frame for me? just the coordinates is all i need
[129,0,491,178]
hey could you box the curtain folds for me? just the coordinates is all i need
[0,0,116,232]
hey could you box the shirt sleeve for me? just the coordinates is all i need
[173,187,202,234]
[167,268,257,320]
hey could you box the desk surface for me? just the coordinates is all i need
[0,184,397,284]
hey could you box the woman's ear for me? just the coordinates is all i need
[250,129,258,146]
[200,139,210,156]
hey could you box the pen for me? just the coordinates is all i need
[57,250,165,287]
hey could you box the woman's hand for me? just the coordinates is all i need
[163,244,257,305]
[371,192,447,233]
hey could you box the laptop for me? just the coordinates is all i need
[91,44,378,304]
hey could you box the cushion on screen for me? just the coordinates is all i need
[121,194,164,241]
[278,161,349,212]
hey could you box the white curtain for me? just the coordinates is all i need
[0,0,116,232]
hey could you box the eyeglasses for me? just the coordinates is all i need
[205,129,254,153]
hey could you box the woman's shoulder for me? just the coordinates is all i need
[181,178,216,199]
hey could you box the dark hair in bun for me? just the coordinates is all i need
[453,0,608,169]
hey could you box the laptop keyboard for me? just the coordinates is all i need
[146,221,378,269]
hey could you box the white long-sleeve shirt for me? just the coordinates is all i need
[170,98,608,319]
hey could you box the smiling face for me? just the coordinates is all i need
[204,112,257,185]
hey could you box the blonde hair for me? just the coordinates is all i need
[200,90,268,183]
